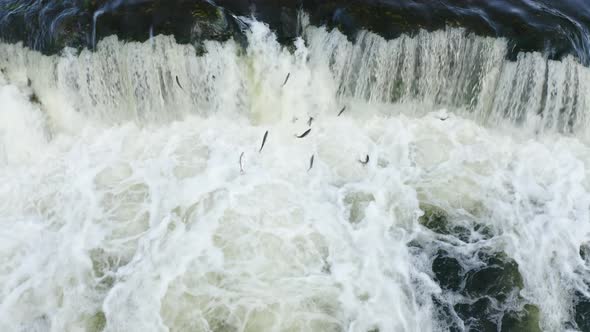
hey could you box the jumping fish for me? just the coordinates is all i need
[337,106,346,117]
[359,154,369,165]
[307,117,314,126]
[175,75,184,90]
[295,128,311,138]
[259,130,269,153]
[239,152,245,174]
[308,154,314,172]
[282,73,290,87]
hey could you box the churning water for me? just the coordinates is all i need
[1,17,590,332]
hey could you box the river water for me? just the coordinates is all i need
[1,7,590,332]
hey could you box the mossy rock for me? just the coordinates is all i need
[473,224,494,240]
[432,249,464,291]
[501,304,541,332]
[86,311,106,332]
[428,246,536,331]
[419,204,451,235]
[463,252,523,301]
[418,204,474,241]
[454,297,499,332]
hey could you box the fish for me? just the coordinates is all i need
[239,152,245,174]
[282,73,290,87]
[295,128,311,138]
[359,154,369,165]
[259,130,269,153]
[440,116,449,121]
[337,106,346,116]
[308,154,315,172]
[175,75,184,90]
[307,117,314,126]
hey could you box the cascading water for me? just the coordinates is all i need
[92,9,105,50]
[1,12,590,332]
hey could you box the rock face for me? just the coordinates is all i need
[463,252,524,301]
[418,204,542,332]
[0,0,247,53]
[1,0,590,64]
[574,291,590,332]
[432,250,463,292]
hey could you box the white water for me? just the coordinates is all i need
[0,20,590,332]
[92,10,105,50]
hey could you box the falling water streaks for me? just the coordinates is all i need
[92,9,105,50]
[307,27,590,138]
[1,21,589,136]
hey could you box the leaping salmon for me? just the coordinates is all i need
[259,130,269,153]
[282,73,290,87]
[175,75,184,90]
[239,152,245,174]
[359,155,369,165]
[295,128,311,138]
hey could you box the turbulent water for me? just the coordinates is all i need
[1,17,590,332]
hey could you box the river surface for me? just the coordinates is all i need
[1,1,590,332]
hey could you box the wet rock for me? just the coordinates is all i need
[94,1,247,47]
[580,243,590,263]
[452,225,472,243]
[432,297,462,332]
[574,291,590,332]
[454,297,499,332]
[418,203,497,245]
[406,239,423,249]
[420,235,533,331]
[0,0,588,65]
[473,223,493,240]
[0,0,249,53]
[419,204,451,235]
[279,7,300,41]
[190,4,231,41]
[416,206,530,331]
[463,252,523,301]
[1,0,588,64]
[501,304,541,332]
[432,249,464,291]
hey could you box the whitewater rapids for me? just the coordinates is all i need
[0,19,590,332]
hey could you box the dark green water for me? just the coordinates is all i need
[1,0,590,64]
